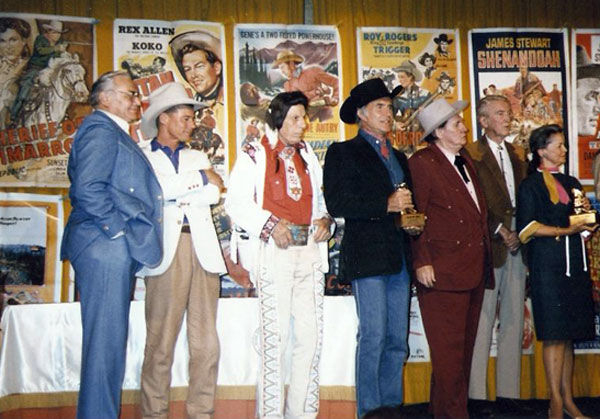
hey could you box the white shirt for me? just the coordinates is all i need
[438,144,480,212]
[98,109,131,134]
[487,135,516,207]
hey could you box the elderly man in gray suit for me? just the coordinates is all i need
[61,70,163,419]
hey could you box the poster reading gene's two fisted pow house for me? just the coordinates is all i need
[233,24,343,163]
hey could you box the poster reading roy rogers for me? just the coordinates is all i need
[468,29,569,157]
[113,19,228,180]
[234,24,343,162]
[357,27,462,155]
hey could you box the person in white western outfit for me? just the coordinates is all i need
[138,82,226,419]
[225,91,334,419]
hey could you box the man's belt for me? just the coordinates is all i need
[288,224,310,246]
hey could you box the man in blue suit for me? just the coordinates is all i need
[61,70,163,419]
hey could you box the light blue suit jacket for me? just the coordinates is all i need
[61,110,163,271]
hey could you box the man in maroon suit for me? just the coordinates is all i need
[408,99,493,418]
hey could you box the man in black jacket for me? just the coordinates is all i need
[323,78,417,417]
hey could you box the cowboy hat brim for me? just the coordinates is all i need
[421,100,468,138]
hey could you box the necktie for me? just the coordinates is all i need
[454,155,470,184]
[380,140,389,159]
[279,146,302,201]
[497,144,505,176]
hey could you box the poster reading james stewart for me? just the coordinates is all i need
[468,28,569,157]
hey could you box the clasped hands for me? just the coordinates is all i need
[271,216,333,249]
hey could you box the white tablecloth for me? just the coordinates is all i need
[0,297,361,397]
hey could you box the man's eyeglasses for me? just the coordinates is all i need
[111,90,141,99]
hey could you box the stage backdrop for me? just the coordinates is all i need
[0,13,95,187]
[113,19,229,181]
[356,27,462,155]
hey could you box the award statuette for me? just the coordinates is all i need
[569,188,597,226]
[394,183,426,235]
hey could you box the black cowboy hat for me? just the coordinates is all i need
[418,52,436,66]
[433,33,453,45]
[340,78,403,124]
[576,45,600,80]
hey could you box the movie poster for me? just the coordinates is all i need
[468,29,569,154]
[0,13,95,187]
[0,193,63,304]
[571,30,600,183]
[234,24,343,162]
[113,19,228,180]
[356,27,462,155]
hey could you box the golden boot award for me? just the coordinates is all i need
[395,183,426,235]
[569,188,598,226]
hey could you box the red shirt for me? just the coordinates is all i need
[262,136,313,225]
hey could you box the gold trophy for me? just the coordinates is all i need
[395,183,426,235]
[569,188,597,226]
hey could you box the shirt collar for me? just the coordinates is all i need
[97,109,130,134]
[437,142,461,164]
[151,137,186,154]
[273,138,306,153]
[360,129,388,148]
[486,134,506,150]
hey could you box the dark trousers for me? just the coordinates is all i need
[418,281,485,418]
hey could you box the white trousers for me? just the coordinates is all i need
[254,239,324,419]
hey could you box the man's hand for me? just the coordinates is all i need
[271,219,292,249]
[498,225,520,253]
[416,265,436,288]
[387,188,414,213]
[312,216,333,242]
[204,169,224,192]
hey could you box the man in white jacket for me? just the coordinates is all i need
[225,91,333,419]
[138,82,225,419]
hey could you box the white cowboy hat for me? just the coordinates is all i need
[169,29,222,62]
[141,82,206,138]
[42,20,68,33]
[417,98,468,138]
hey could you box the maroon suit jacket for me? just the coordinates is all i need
[408,143,494,291]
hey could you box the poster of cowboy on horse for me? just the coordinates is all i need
[0,13,95,187]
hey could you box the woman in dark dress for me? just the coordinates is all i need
[516,124,596,419]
